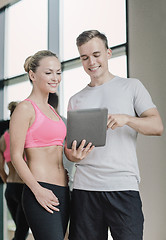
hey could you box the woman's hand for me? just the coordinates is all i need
[34,186,59,214]
[64,140,95,162]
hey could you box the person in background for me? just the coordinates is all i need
[0,101,29,240]
[48,92,76,191]
[9,50,70,240]
[65,30,164,240]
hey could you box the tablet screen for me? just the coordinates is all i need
[67,108,108,149]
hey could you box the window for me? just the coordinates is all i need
[5,0,48,78]
[61,0,126,61]
[4,78,32,119]
[60,66,90,117]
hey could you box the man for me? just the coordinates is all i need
[65,30,163,240]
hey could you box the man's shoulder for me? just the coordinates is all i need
[117,76,140,83]
[70,86,88,101]
[116,76,142,88]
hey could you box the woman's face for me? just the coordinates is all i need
[30,56,62,93]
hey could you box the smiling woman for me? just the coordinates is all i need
[9,50,70,240]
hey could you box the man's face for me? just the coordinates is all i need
[78,37,111,81]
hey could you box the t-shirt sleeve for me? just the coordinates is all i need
[133,79,156,116]
[67,97,73,111]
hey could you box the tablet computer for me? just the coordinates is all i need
[67,108,108,149]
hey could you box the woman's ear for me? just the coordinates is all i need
[107,48,112,60]
[29,70,35,82]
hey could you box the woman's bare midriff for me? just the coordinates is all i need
[25,145,68,186]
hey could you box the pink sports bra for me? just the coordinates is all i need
[24,99,66,148]
[3,131,11,163]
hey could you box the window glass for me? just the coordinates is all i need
[4,80,32,119]
[5,0,48,78]
[60,54,127,117]
[109,55,127,78]
[61,0,126,60]
[60,66,90,117]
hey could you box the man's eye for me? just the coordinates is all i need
[94,54,100,58]
[82,57,88,61]
[57,72,62,75]
[46,72,51,74]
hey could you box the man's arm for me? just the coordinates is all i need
[107,108,163,136]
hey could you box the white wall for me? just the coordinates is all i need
[128,1,166,239]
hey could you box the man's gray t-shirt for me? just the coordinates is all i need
[68,76,156,191]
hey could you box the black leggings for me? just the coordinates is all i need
[5,183,29,240]
[22,182,70,240]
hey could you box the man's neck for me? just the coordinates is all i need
[89,72,115,87]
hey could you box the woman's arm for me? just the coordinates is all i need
[107,108,164,136]
[10,101,59,213]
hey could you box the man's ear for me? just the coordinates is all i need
[29,70,35,82]
[107,48,112,59]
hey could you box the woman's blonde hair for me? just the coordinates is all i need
[24,50,58,82]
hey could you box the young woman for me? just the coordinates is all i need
[0,101,29,240]
[9,50,70,240]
